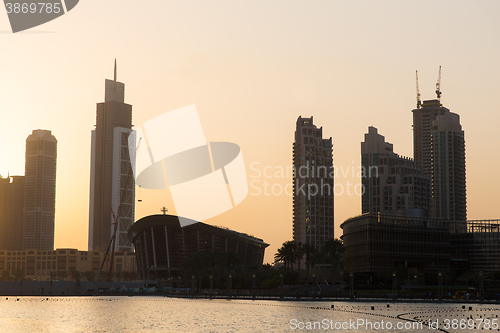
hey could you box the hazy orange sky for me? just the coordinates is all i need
[1,1,500,263]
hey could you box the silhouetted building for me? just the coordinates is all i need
[0,248,136,281]
[0,176,25,250]
[293,116,334,248]
[23,130,57,251]
[431,112,466,222]
[341,213,451,283]
[450,220,500,274]
[412,99,449,175]
[128,214,268,280]
[412,99,466,221]
[361,126,430,215]
[89,61,135,252]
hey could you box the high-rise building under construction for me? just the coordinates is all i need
[412,70,466,221]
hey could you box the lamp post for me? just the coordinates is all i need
[209,275,213,298]
[350,273,354,300]
[479,271,484,302]
[313,274,316,299]
[392,272,397,302]
[252,274,256,299]
[228,274,232,297]
[191,275,195,295]
[280,274,283,299]
[438,272,442,302]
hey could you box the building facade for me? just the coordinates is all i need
[23,130,57,251]
[0,176,25,251]
[361,127,431,215]
[0,248,136,281]
[341,213,451,283]
[293,116,334,248]
[89,62,135,252]
[412,99,449,175]
[450,220,500,275]
[128,214,269,280]
[342,215,500,282]
[431,112,466,222]
[412,99,466,221]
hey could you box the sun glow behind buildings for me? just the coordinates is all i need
[0,1,499,262]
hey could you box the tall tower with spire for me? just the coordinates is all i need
[89,61,135,252]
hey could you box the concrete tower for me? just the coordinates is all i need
[293,116,334,248]
[89,61,135,252]
[431,112,466,222]
[23,130,57,251]
[361,126,430,216]
[0,175,25,250]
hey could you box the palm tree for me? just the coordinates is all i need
[322,238,345,281]
[83,270,95,282]
[222,251,240,276]
[0,270,10,281]
[302,242,317,283]
[69,269,81,281]
[286,241,299,272]
[295,242,304,274]
[183,252,205,288]
[274,246,288,271]
[275,241,296,271]
[13,269,24,281]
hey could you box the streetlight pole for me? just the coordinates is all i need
[209,275,213,298]
[392,272,397,302]
[479,271,484,302]
[350,273,354,300]
[280,274,283,299]
[438,272,442,302]
[252,274,256,299]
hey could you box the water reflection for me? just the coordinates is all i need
[0,296,498,332]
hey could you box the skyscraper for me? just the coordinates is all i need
[361,126,430,215]
[23,130,57,251]
[412,98,466,222]
[412,100,449,175]
[89,61,135,252]
[431,112,466,221]
[0,175,25,250]
[293,116,334,248]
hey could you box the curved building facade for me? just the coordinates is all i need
[128,214,268,280]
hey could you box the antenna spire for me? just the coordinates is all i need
[435,65,442,101]
[416,70,421,109]
[114,59,117,82]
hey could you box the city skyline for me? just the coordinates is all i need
[1,1,500,263]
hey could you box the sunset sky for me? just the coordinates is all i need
[1,0,500,263]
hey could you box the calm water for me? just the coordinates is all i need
[0,296,499,332]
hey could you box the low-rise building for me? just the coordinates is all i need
[0,248,136,281]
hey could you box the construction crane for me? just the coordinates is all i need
[435,66,442,101]
[416,70,422,109]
